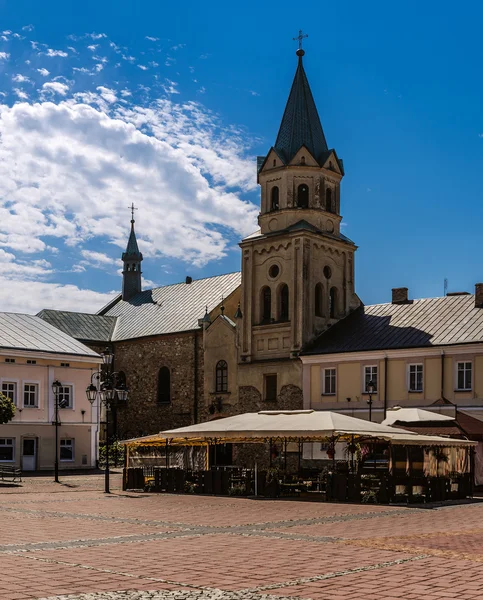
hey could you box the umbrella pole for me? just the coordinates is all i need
[269,438,273,468]
[298,439,302,474]
[284,439,287,473]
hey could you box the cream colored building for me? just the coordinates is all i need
[300,286,483,423]
[0,313,102,471]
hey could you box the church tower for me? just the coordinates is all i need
[239,44,359,367]
[121,206,143,301]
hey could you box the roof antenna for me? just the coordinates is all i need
[444,278,448,297]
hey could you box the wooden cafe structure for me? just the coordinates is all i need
[121,410,476,503]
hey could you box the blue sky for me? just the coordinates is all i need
[1,0,483,313]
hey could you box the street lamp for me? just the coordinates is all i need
[366,380,375,422]
[52,379,67,483]
[86,349,128,493]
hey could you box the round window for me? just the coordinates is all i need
[269,264,280,279]
[323,266,332,279]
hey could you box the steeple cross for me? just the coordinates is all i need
[129,202,138,222]
[293,29,308,50]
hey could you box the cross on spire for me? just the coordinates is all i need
[129,202,138,223]
[293,29,308,51]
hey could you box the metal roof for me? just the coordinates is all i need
[304,294,483,355]
[0,313,100,357]
[103,272,241,341]
[37,310,116,343]
[274,53,328,164]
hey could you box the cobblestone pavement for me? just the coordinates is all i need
[1,474,483,600]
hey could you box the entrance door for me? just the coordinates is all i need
[22,438,37,471]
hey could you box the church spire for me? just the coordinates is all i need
[121,203,143,301]
[274,40,328,164]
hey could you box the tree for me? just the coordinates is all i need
[0,392,15,424]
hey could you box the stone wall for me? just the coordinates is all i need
[110,330,204,439]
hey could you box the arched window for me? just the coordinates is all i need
[300,156,306,165]
[297,184,309,208]
[326,188,333,213]
[215,360,228,393]
[279,284,289,321]
[329,287,338,319]
[273,159,276,167]
[157,367,171,404]
[261,286,272,323]
[315,283,324,317]
[271,186,279,211]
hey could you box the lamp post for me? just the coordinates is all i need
[86,348,128,493]
[367,380,375,422]
[52,379,67,483]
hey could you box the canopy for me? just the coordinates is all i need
[121,410,476,448]
[382,407,455,426]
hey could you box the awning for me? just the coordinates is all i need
[121,410,477,448]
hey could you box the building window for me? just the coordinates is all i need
[326,188,333,213]
[0,438,15,462]
[315,283,324,317]
[60,363,70,367]
[408,364,423,392]
[279,284,289,321]
[157,367,171,404]
[5,358,15,363]
[329,287,338,318]
[271,186,279,211]
[23,383,39,408]
[60,439,74,462]
[261,286,272,323]
[323,368,336,395]
[297,184,309,208]
[364,366,378,392]
[264,374,277,401]
[457,362,472,391]
[1,382,17,405]
[57,385,73,409]
[27,359,36,365]
[215,360,228,393]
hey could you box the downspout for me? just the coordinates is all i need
[193,332,199,424]
[384,356,388,419]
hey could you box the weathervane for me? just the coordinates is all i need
[129,202,138,223]
[293,29,308,51]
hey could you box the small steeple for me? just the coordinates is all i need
[121,203,143,301]
[274,35,328,164]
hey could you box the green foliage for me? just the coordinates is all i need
[98,441,125,467]
[0,392,15,424]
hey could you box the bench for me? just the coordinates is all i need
[0,466,22,483]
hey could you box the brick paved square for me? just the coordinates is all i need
[1,474,483,600]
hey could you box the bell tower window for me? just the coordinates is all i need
[271,186,279,211]
[261,286,272,323]
[297,184,309,208]
[279,284,289,321]
[329,287,338,318]
[315,283,324,317]
[326,188,333,213]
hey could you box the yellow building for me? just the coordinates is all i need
[300,286,483,425]
[0,313,102,471]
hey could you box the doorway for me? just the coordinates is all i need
[22,438,37,471]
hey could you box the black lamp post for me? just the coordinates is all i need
[52,379,67,483]
[86,348,128,493]
[367,380,375,422]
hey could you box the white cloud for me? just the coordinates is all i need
[87,44,98,52]
[145,36,159,42]
[162,79,180,95]
[87,33,107,40]
[45,48,68,57]
[0,52,10,61]
[138,64,148,71]
[22,24,34,32]
[37,68,50,77]
[42,81,69,96]
[96,86,117,103]
[13,88,28,99]
[12,74,30,83]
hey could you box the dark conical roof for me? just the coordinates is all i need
[274,52,328,164]
[122,220,142,260]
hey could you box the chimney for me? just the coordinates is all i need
[475,283,483,308]
[392,287,409,305]
[185,276,192,284]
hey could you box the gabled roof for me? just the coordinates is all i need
[304,294,483,355]
[274,52,328,164]
[0,313,100,358]
[40,273,242,343]
[101,272,241,341]
[37,310,116,343]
